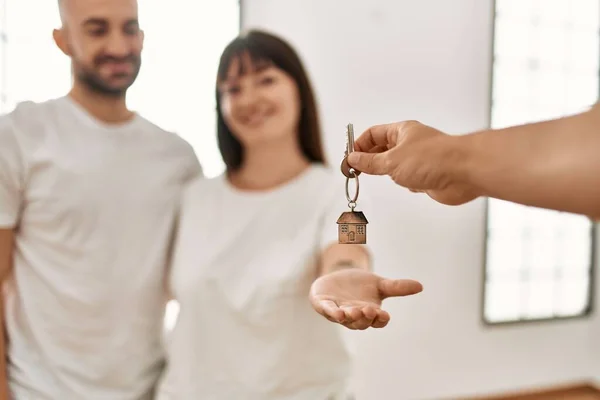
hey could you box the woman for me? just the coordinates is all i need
[157,30,421,400]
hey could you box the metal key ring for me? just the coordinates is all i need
[345,169,359,208]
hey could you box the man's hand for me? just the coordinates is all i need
[309,268,422,330]
[347,120,480,206]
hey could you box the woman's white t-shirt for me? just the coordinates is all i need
[157,165,356,400]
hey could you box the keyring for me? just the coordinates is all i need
[336,122,369,245]
[345,170,359,209]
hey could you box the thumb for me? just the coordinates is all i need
[378,278,423,299]
[347,152,388,175]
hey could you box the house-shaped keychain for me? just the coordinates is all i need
[337,210,368,244]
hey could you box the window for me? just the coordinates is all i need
[2,1,240,330]
[341,225,348,233]
[357,225,364,234]
[3,0,71,110]
[483,0,598,324]
[129,0,240,178]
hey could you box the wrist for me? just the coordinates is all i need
[445,132,484,196]
[320,260,361,277]
[333,260,358,269]
[318,244,371,277]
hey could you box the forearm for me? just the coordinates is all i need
[0,299,8,400]
[318,243,371,277]
[0,230,13,400]
[458,103,600,217]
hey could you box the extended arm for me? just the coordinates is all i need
[460,103,600,217]
[348,103,600,218]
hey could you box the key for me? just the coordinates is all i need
[337,122,368,244]
[340,123,361,178]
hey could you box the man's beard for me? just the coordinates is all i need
[74,55,142,97]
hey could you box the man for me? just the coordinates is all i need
[0,0,201,398]
[346,102,600,218]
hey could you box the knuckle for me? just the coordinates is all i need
[399,120,422,133]
[396,120,423,142]
[402,119,421,127]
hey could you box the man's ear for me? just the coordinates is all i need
[53,28,71,56]
[139,29,145,50]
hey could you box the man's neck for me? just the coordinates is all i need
[68,86,135,125]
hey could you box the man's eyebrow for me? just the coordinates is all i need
[81,18,139,28]
[82,18,107,27]
[124,19,139,28]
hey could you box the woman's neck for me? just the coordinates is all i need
[228,139,312,191]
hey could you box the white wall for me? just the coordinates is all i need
[242,1,599,399]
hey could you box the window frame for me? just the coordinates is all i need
[481,0,598,327]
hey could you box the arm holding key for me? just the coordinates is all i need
[347,103,600,219]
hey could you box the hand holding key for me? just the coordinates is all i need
[347,120,480,206]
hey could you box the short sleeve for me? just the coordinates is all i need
[0,115,24,229]
[181,141,204,184]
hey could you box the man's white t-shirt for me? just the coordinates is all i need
[0,96,202,399]
[157,165,362,400]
